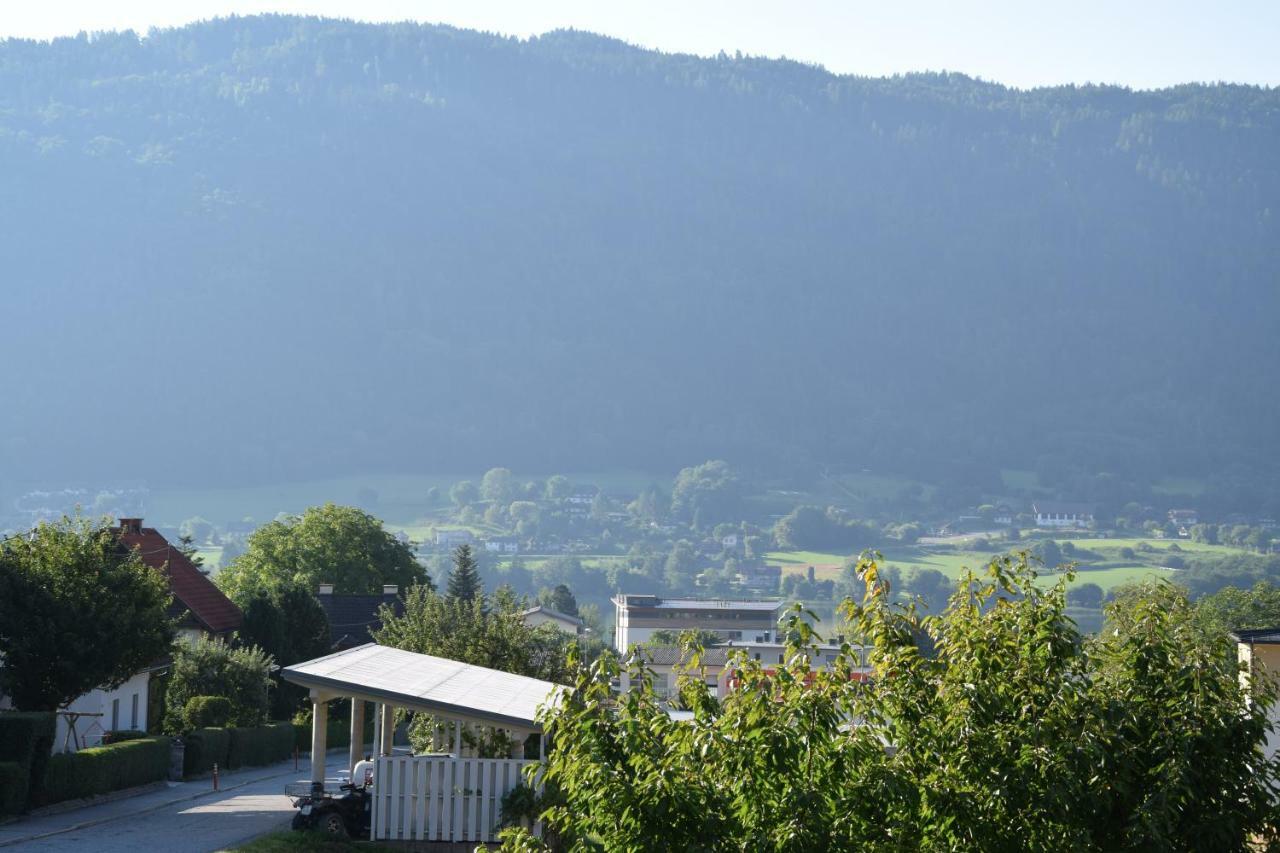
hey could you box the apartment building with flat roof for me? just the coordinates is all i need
[611,593,783,651]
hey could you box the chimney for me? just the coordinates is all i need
[119,518,143,534]
[318,583,334,596]
[383,585,399,596]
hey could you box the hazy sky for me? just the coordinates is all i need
[2,1,1277,90]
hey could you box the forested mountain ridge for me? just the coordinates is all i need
[1,16,1277,496]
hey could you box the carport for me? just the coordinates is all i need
[282,643,562,842]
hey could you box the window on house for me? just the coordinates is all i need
[778,654,784,664]
[754,653,761,661]
[131,694,139,730]
[111,698,120,731]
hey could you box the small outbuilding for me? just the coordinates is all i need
[282,643,562,843]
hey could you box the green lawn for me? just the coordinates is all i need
[765,550,849,567]
[1069,537,1237,556]
[222,831,391,852]
[1151,477,1206,497]
[195,545,223,571]
[767,546,1176,592]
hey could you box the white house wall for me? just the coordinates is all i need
[54,671,151,752]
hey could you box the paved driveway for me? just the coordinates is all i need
[3,754,349,853]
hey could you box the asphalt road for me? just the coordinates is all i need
[8,755,348,853]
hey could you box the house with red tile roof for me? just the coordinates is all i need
[115,518,242,643]
[0,519,243,752]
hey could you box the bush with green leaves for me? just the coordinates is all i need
[182,727,231,777]
[0,712,55,811]
[0,761,28,816]
[184,696,233,730]
[226,723,295,769]
[36,736,171,806]
[499,553,1280,851]
[163,638,273,733]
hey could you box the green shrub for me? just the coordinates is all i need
[0,761,28,816]
[227,723,295,769]
[163,638,273,733]
[291,713,374,753]
[0,712,55,810]
[34,737,171,807]
[184,696,233,730]
[183,728,231,777]
[102,730,149,745]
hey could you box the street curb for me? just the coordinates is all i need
[0,748,348,849]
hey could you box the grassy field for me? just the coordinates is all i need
[145,470,668,529]
[767,544,1179,592]
[195,545,223,571]
[1069,537,1233,556]
[1151,477,1205,497]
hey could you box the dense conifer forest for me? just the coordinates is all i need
[1,17,1277,498]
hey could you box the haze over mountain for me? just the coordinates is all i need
[1,16,1277,496]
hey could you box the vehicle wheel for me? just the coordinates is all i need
[318,810,348,838]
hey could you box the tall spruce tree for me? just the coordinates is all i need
[446,544,483,604]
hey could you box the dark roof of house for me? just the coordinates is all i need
[319,591,404,650]
[115,521,243,634]
[1231,627,1280,644]
[1031,502,1096,515]
[521,605,584,628]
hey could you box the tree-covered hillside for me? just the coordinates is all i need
[1,17,1277,495]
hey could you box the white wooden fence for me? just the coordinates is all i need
[371,755,535,843]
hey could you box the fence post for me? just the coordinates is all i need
[212,762,219,791]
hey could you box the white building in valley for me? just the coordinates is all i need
[1031,502,1095,529]
[611,594,783,652]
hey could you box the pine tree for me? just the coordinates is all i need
[446,544,483,604]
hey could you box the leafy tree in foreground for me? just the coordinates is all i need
[500,553,1280,851]
[215,503,427,600]
[0,516,174,710]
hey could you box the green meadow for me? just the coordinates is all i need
[766,543,1184,592]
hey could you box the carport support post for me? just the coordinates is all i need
[349,698,365,773]
[380,703,395,756]
[310,692,328,784]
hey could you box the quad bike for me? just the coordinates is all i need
[287,760,374,838]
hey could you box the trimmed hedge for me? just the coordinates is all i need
[102,730,149,745]
[36,736,171,807]
[292,715,375,753]
[183,727,231,777]
[0,761,28,816]
[185,696,232,730]
[0,712,55,811]
[184,723,295,776]
[226,723,295,769]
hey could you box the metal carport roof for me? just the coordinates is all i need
[281,643,564,731]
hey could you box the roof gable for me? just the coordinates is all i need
[115,522,242,634]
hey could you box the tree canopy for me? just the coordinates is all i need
[0,516,174,710]
[215,503,427,600]
[501,554,1280,851]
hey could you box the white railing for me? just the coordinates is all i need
[371,755,535,843]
